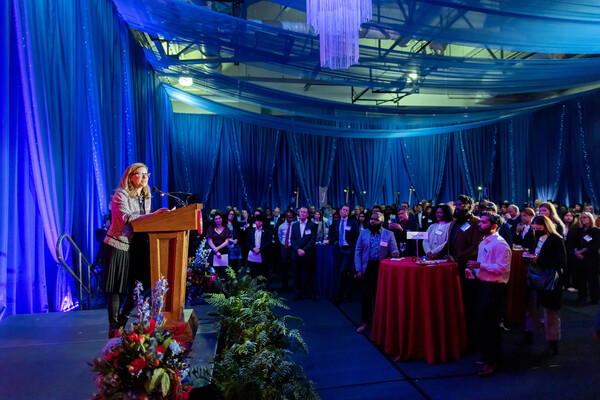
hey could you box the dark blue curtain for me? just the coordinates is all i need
[455,126,498,201]
[401,135,450,203]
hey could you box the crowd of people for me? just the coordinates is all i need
[98,163,600,376]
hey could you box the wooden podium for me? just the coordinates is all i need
[131,203,203,341]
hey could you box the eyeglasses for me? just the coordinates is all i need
[130,172,151,178]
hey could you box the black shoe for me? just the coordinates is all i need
[590,300,599,305]
[311,294,317,302]
[293,294,302,301]
[331,296,342,305]
[543,341,558,357]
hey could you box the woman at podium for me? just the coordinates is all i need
[102,163,168,338]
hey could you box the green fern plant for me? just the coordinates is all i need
[203,268,319,400]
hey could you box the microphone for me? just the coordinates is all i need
[152,187,187,207]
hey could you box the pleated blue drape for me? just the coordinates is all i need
[401,135,449,203]
[456,127,498,201]
[1,0,172,318]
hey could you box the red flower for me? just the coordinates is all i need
[106,350,120,362]
[146,319,156,335]
[153,359,159,367]
[170,323,186,336]
[129,357,149,374]
[156,345,167,354]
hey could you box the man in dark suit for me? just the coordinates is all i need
[246,214,272,281]
[291,207,317,301]
[328,204,360,303]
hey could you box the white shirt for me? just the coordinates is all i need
[298,220,307,237]
[474,232,512,284]
[423,222,450,255]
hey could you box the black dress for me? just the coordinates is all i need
[206,225,231,271]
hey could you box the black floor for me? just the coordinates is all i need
[1,278,599,400]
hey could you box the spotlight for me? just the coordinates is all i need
[179,76,193,86]
[408,73,418,80]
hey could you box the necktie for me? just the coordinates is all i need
[340,219,346,247]
[284,223,291,248]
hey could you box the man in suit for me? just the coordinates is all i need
[246,214,272,281]
[291,207,318,301]
[505,204,521,228]
[415,203,429,231]
[355,212,399,333]
[388,207,418,257]
[328,204,360,303]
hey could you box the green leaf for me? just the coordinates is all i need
[160,370,171,395]
[148,368,166,392]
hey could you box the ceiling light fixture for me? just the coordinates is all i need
[306,0,372,70]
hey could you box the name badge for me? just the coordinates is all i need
[584,234,592,242]
[270,221,274,225]
[461,222,471,232]
[305,229,311,234]
[253,224,257,228]
[380,241,388,247]
[435,229,444,236]
[345,226,352,231]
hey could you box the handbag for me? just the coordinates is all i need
[526,265,559,291]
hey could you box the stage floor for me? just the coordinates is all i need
[0,305,218,400]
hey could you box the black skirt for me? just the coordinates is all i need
[102,245,130,294]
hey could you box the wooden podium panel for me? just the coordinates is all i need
[131,203,202,332]
[150,230,189,323]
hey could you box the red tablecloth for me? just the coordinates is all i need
[506,249,527,324]
[370,259,467,364]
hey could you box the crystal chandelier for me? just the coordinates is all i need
[306,0,372,70]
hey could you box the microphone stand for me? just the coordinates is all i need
[152,187,187,207]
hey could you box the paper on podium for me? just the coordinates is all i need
[407,231,428,240]
[213,254,229,267]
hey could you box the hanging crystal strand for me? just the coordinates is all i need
[307,0,372,69]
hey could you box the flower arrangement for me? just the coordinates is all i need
[91,278,191,400]
[186,239,217,305]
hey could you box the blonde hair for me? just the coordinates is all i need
[117,163,151,199]
[539,202,565,231]
[580,211,595,228]
[532,215,559,237]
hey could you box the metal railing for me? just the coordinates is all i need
[56,234,99,310]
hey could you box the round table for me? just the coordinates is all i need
[506,248,527,324]
[370,258,467,364]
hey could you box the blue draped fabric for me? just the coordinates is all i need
[341,138,392,206]
[1,0,173,319]
[494,119,532,207]
[113,0,600,103]
[529,106,566,203]
[172,114,223,205]
[287,133,337,206]
[456,126,498,200]
[400,134,449,203]
[269,0,600,53]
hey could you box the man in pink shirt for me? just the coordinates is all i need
[465,211,512,377]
